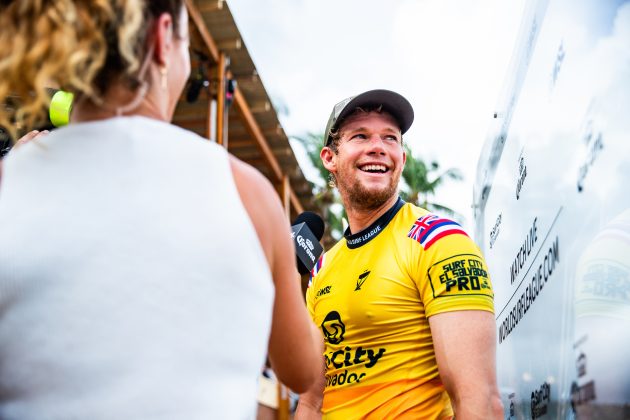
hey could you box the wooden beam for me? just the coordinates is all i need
[184,0,219,61]
[217,38,242,51]
[228,142,293,155]
[232,156,292,169]
[183,0,305,215]
[276,175,290,216]
[249,101,271,113]
[290,189,304,215]
[174,105,209,119]
[233,88,283,181]
[232,70,260,84]
[197,0,224,12]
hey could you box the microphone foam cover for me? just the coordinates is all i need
[293,211,325,241]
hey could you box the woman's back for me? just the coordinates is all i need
[0,117,273,419]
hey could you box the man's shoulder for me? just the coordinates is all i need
[397,202,431,222]
[318,239,347,270]
[308,239,345,286]
[396,204,474,253]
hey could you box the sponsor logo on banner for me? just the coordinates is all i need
[516,151,527,200]
[577,353,587,378]
[571,346,597,412]
[498,236,560,344]
[510,217,538,285]
[577,117,604,193]
[571,380,596,412]
[550,41,565,90]
[531,381,551,419]
[508,392,516,418]
[489,213,502,250]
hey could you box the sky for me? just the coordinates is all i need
[227,0,527,232]
[224,0,630,401]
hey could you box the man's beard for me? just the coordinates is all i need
[337,171,400,211]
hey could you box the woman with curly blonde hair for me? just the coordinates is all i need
[0,1,322,418]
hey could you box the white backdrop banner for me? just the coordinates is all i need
[473,0,630,418]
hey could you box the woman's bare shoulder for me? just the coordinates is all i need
[229,155,287,265]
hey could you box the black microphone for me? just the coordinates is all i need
[291,212,325,275]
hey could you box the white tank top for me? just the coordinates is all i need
[0,116,274,419]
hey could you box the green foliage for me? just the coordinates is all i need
[294,132,329,184]
[401,144,463,219]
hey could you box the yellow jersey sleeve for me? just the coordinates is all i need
[412,229,495,317]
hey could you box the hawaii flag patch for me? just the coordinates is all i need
[407,214,468,250]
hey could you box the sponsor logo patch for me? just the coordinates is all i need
[428,254,493,298]
[355,270,371,291]
[316,285,332,298]
[321,311,346,344]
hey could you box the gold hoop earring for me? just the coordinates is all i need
[328,174,337,189]
[160,66,168,90]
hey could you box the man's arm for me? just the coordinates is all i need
[428,310,503,419]
[295,357,325,420]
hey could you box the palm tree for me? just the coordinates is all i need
[400,144,463,219]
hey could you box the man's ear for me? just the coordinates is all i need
[153,12,174,66]
[320,146,337,172]
[402,147,407,165]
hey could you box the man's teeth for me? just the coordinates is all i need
[361,165,387,173]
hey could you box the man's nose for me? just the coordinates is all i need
[366,134,386,154]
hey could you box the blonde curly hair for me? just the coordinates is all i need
[0,0,184,141]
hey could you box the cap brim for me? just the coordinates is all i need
[325,89,414,146]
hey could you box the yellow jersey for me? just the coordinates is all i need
[306,199,494,419]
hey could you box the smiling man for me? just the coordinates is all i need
[297,90,503,419]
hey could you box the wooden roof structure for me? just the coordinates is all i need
[176,4,320,415]
[175,0,316,220]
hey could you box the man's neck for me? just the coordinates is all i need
[345,194,400,234]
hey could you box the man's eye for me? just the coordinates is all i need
[384,135,399,142]
[351,134,367,140]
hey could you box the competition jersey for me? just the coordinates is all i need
[306,198,494,419]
